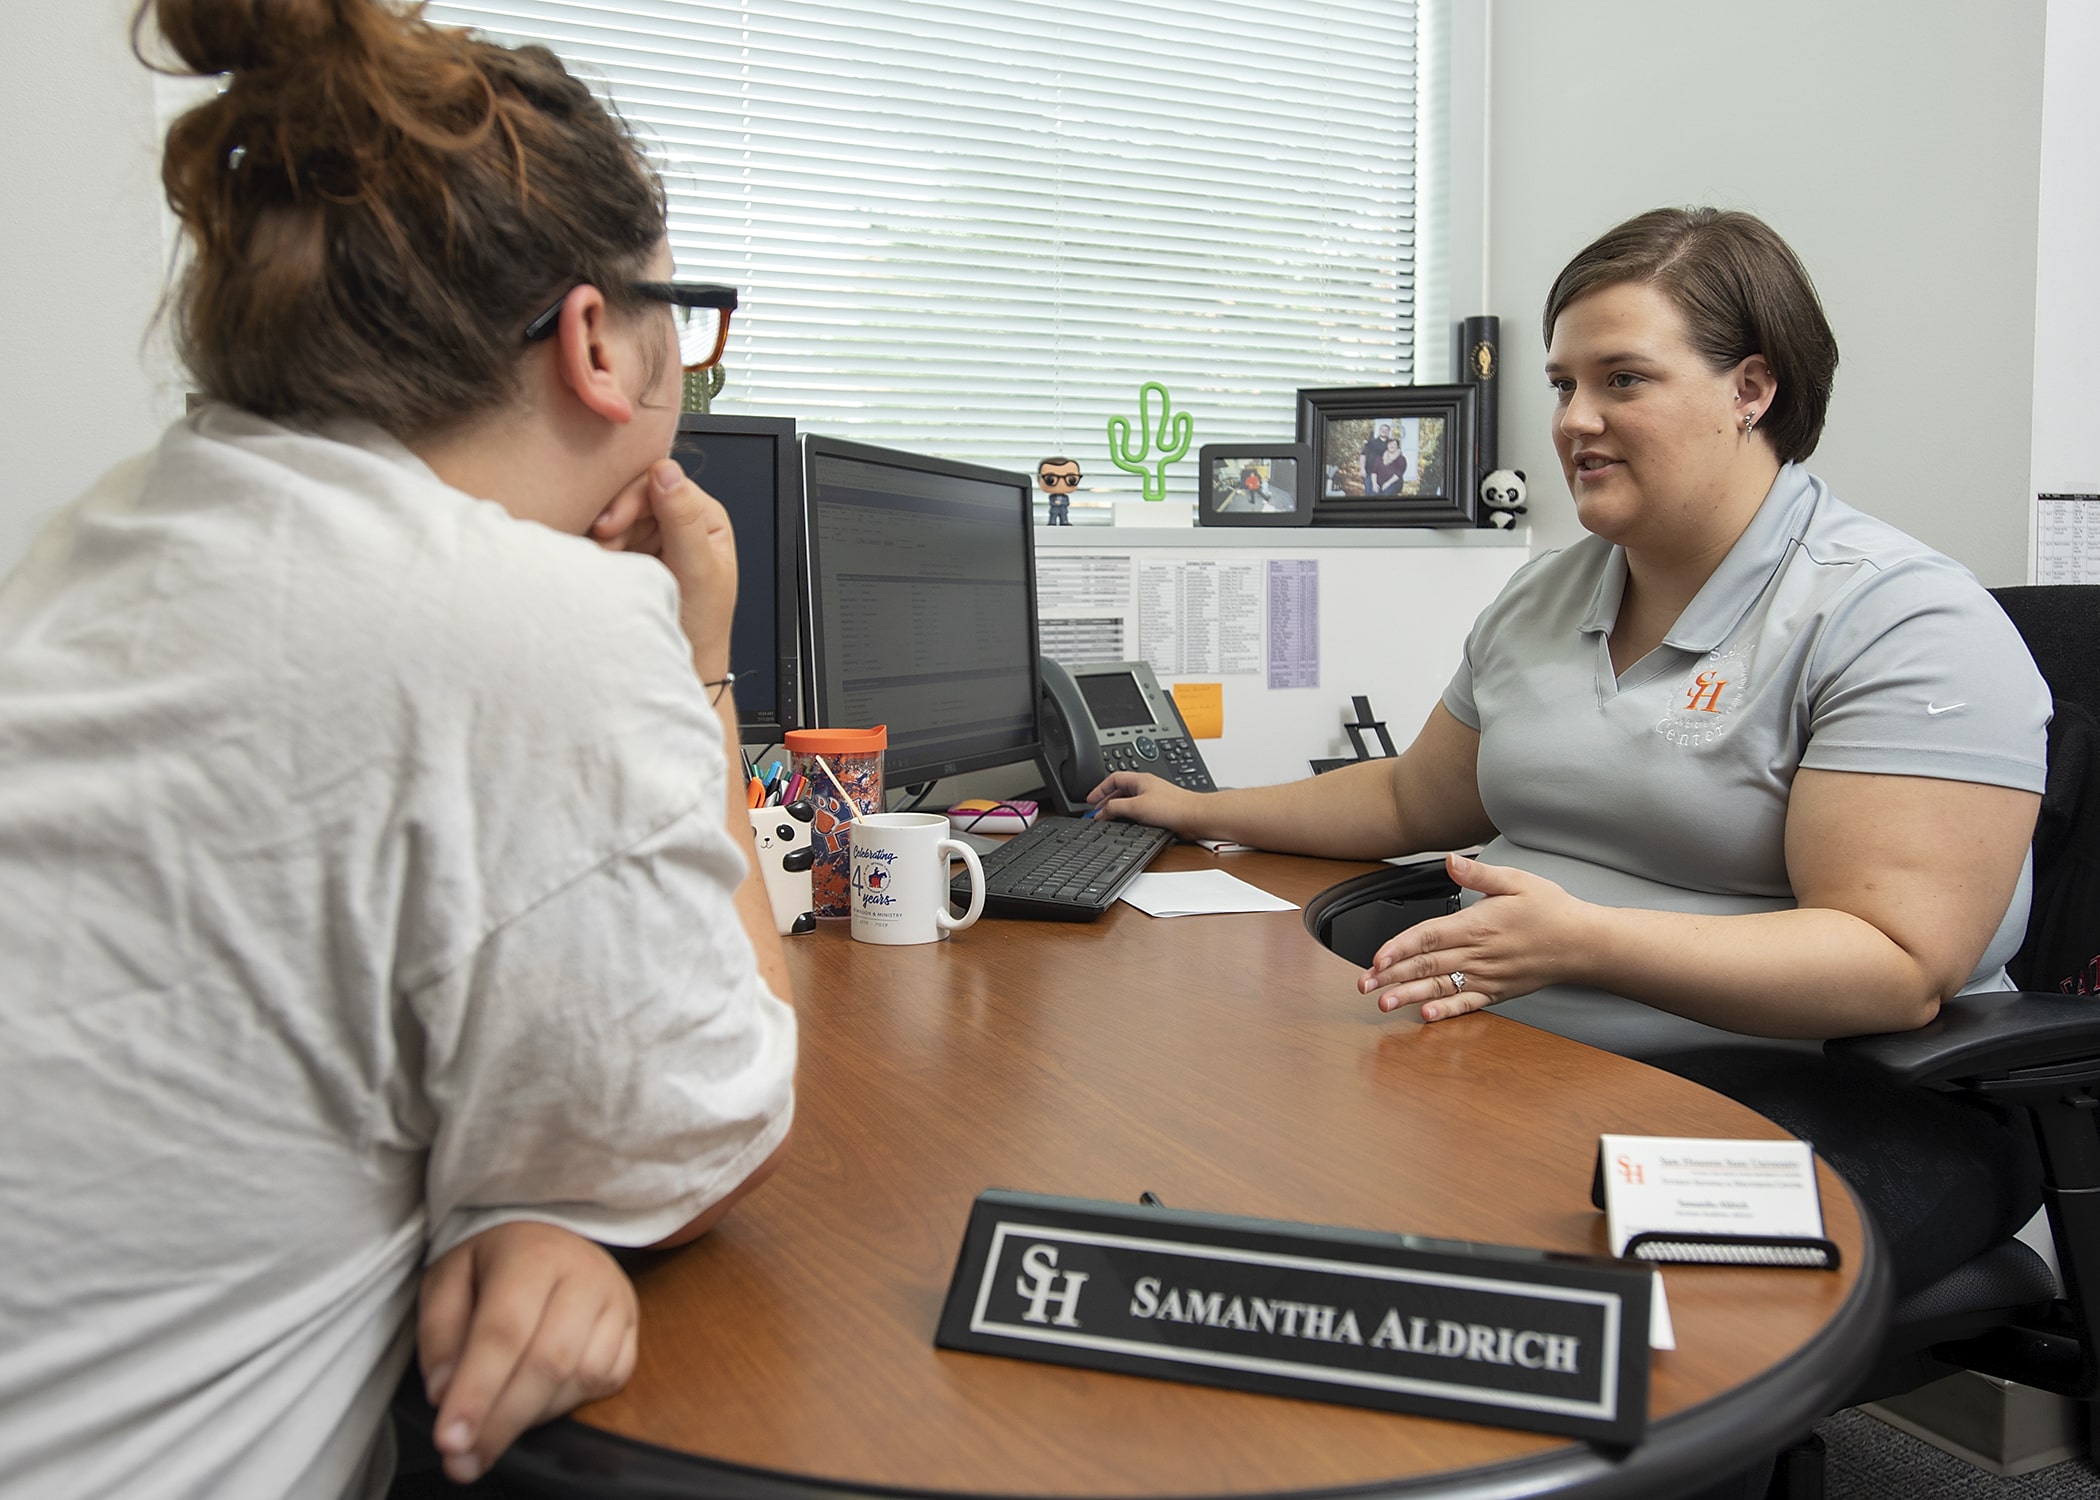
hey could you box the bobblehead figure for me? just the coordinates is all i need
[1038,456,1081,525]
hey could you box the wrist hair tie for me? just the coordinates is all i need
[703,670,751,704]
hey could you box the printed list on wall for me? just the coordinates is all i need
[1036,554,1136,662]
[1034,553,1320,691]
[2036,493,2100,584]
[1139,561,1261,677]
[1268,559,1319,689]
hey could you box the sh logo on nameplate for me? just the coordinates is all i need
[936,1191,1651,1443]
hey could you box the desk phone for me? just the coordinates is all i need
[1038,657,1218,815]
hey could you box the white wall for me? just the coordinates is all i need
[1486,0,2047,586]
[0,1,175,573]
[1034,528,1529,790]
[2030,0,2100,527]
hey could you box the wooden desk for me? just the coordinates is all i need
[511,847,1887,1498]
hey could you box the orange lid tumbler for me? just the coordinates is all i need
[784,726,887,919]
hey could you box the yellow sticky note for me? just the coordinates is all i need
[1172,682,1224,739]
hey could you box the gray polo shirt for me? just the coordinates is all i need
[1441,464,2049,1057]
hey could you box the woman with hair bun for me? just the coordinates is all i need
[1094,207,2050,1298]
[0,1,794,1493]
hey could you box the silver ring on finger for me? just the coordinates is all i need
[1449,970,1468,993]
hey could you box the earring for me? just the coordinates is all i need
[1742,412,1758,434]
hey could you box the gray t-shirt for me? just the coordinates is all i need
[1441,464,2049,1057]
[0,410,796,1499]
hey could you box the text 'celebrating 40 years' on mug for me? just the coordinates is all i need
[849,813,986,946]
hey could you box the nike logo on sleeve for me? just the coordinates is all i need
[1926,702,1967,715]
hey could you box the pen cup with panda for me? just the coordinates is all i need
[747,802,817,935]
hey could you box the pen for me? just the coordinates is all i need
[812,754,858,821]
[746,776,766,810]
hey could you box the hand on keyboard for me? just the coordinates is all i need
[1087,771,1209,840]
[953,817,1175,922]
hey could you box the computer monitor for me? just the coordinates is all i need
[671,414,803,744]
[801,435,1042,788]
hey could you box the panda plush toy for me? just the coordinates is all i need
[1479,469,1527,530]
[747,799,817,935]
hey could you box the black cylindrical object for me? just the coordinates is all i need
[1459,314,1499,479]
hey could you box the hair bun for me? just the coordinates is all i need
[144,0,348,78]
[149,0,665,440]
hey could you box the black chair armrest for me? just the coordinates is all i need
[1828,989,2100,1088]
[1303,859,1461,970]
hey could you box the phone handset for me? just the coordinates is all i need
[1036,656,1218,816]
[1038,657,1104,815]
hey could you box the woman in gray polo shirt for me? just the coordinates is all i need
[1092,208,2049,1294]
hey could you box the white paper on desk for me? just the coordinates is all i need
[1118,870,1299,917]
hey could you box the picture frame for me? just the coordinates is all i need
[1195,444,1316,528]
[1295,384,1479,527]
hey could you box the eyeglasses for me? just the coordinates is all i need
[1039,472,1084,488]
[523,281,739,372]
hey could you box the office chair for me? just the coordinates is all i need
[1823,586,2100,1420]
[1307,584,2100,1491]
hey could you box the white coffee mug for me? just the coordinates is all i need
[849,812,986,945]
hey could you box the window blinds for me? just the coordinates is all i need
[424,0,1425,501]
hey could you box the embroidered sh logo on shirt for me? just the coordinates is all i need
[1927,702,1968,716]
[1684,671,1730,713]
[1656,646,1753,749]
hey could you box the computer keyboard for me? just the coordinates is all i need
[953,815,1175,921]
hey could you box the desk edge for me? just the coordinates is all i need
[498,1209,1891,1500]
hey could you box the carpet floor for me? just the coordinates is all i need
[1821,1407,2099,1498]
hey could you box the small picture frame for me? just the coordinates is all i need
[1296,384,1479,527]
[1196,444,1316,528]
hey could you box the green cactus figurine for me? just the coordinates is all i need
[682,364,726,415]
[1106,381,1193,501]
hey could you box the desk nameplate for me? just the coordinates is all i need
[936,1191,1651,1444]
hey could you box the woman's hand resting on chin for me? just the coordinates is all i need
[590,460,739,683]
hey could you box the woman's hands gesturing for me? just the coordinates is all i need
[1359,853,1595,1020]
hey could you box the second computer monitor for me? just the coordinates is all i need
[672,414,803,744]
[802,435,1042,788]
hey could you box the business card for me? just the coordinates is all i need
[1597,1136,1824,1259]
